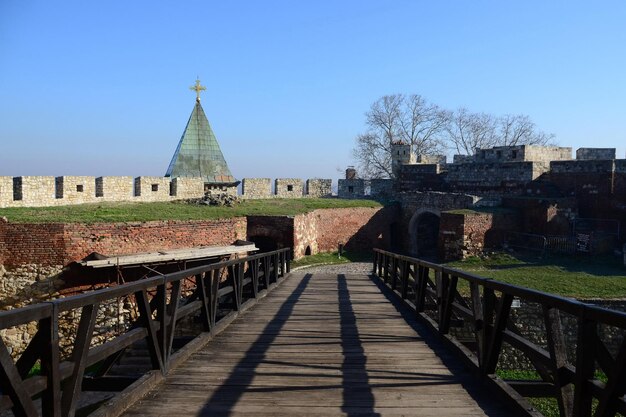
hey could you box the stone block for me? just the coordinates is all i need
[370,179,393,198]
[170,177,205,199]
[0,176,13,208]
[241,178,271,199]
[95,177,134,201]
[13,176,56,207]
[55,176,97,205]
[306,179,332,197]
[338,179,365,199]
[576,148,616,160]
[275,178,303,198]
[134,177,171,202]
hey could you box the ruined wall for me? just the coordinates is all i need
[438,210,521,261]
[576,148,616,160]
[338,179,365,198]
[275,178,303,198]
[170,177,205,199]
[241,178,271,199]
[306,179,332,197]
[292,206,397,258]
[0,218,247,267]
[395,164,446,193]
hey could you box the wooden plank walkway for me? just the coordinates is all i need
[121,272,513,416]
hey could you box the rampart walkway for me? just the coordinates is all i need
[121,272,511,416]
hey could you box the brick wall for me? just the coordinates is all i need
[0,218,247,266]
[439,210,520,261]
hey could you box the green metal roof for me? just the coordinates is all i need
[165,101,236,184]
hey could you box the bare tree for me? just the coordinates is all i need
[497,114,555,146]
[353,94,448,178]
[444,108,497,156]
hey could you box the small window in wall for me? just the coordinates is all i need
[304,246,312,256]
[151,184,159,192]
[403,150,406,155]
[287,185,293,191]
[348,186,354,193]
[512,150,518,159]
[76,184,84,192]
[397,151,400,155]
[496,151,502,159]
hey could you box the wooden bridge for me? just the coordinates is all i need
[1,248,626,417]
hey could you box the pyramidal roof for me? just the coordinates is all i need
[165,97,237,184]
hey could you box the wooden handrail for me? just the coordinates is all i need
[0,248,291,417]
[372,248,626,417]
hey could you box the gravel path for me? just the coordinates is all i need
[293,261,373,275]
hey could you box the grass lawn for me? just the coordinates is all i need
[0,198,382,223]
[291,251,372,269]
[446,252,626,299]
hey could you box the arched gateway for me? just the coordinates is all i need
[408,209,441,259]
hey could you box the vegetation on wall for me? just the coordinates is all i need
[0,198,382,224]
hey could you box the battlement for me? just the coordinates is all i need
[0,176,214,208]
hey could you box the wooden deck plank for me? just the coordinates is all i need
[120,272,513,416]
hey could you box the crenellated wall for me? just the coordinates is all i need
[275,178,303,198]
[306,179,332,197]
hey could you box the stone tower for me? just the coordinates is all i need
[165,79,239,192]
[391,141,415,178]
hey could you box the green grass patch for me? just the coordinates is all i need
[0,198,382,224]
[291,251,371,269]
[447,252,626,299]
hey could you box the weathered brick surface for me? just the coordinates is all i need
[439,210,520,261]
[247,207,397,259]
[0,218,247,266]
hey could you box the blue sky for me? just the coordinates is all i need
[1,1,625,181]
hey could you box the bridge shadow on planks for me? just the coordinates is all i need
[124,272,514,416]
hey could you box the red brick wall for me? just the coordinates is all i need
[0,218,247,266]
[439,210,520,261]
[294,206,396,258]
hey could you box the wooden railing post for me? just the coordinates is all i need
[543,306,574,417]
[40,304,61,417]
[573,315,595,417]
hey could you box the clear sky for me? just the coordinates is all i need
[1,1,625,181]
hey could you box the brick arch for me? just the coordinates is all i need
[408,209,441,258]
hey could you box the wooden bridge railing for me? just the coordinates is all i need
[373,248,626,417]
[0,248,291,417]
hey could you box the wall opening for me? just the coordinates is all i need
[287,185,293,192]
[151,184,159,192]
[304,246,311,256]
[248,236,279,253]
[409,210,441,261]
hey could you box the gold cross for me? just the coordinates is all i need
[190,78,206,102]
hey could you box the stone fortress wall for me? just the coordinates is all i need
[0,176,349,208]
[2,146,624,208]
